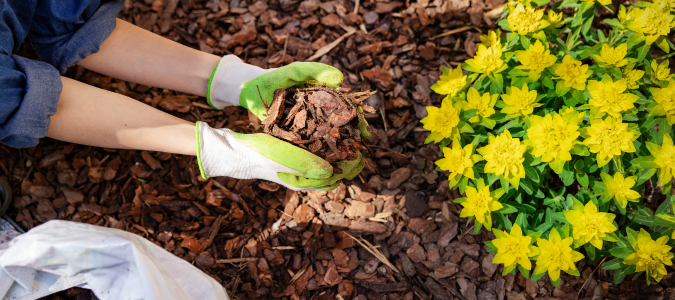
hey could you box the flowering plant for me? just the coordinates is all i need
[424,0,675,286]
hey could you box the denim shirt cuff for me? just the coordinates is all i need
[0,56,61,148]
[30,1,124,73]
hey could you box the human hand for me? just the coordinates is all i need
[195,122,364,191]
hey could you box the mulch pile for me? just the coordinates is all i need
[264,86,374,167]
[1,0,674,299]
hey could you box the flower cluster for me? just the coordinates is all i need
[423,0,675,286]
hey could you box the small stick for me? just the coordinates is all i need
[429,26,474,41]
[281,34,289,63]
[257,85,269,111]
[578,257,607,298]
[216,257,258,264]
[306,28,356,62]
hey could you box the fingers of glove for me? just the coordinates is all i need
[334,152,366,180]
[281,62,344,86]
[276,152,365,189]
[230,132,333,179]
[252,62,344,89]
[276,172,341,189]
[312,182,341,191]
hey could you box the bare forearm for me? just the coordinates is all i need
[77,18,220,97]
[47,77,196,155]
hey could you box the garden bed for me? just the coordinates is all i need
[2,0,675,299]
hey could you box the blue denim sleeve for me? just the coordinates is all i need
[30,0,123,73]
[0,55,62,148]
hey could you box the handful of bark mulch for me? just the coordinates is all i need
[261,85,376,172]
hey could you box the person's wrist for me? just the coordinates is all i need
[207,55,269,110]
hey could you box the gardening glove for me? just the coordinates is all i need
[196,122,365,191]
[206,55,344,119]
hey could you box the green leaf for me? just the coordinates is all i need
[584,243,596,261]
[458,176,469,195]
[520,35,531,49]
[556,80,570,97]
[520,178,534,195]
[577,172,589,188]
[543,76,554,89]
[518,264,530,279]
[602,258,624,270]
[571,197,585,211]
[609,247,635,259]
[637,43,651,61]
[530,271,546,282]
[561,163,576,186]
[460,109,479,120]
[490,74,504,94]
[631,156,659,168]
[498,203,519,214]
[534,222,553,232]
[553,211,569,223]
[512,203,537,214]
[524,166,540,184]
[635,168,657,186]
[570,144,590,156]
[614,266,628,284]
[500,175,509,192]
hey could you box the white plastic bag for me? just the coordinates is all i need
[0,220,229,300]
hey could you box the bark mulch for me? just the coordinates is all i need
[1,0,674,299]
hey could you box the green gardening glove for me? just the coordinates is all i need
[196,122,364,191]
[206,55,343,120]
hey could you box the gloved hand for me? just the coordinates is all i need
[196,122,365,191]
[199,55,365,190]
[206,55,343,119]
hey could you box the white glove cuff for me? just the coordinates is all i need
[207,55,271,109]
[197,121,248,179]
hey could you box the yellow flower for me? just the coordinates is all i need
[526,110,583,173]
[465,44,507,75]
[533,228,585,282]
[624,229,674,283]
[421,100,460,143]
[492,224,538,271]
[553,55,590,91]
[622,66,645,89]
[480,30,500,47]
[587,76,639,118]
[580,0,612,6]
[650,79,675,125]
[594,44,629,68]
[582,117,640,167]
[431,66,468,97]
[436,141,482,188]
[651,60,672,84]
[626,7,675,44]
[458,179,503,225]
[652,0,675,11]
[507,4,549,36]
[547,10,565,28]
[646,134,675,186]
[460,87,498,123]
[601,172,642,208]
[515,40,557,81]
[501,84,542,118]
[619,5,636,24]
[564,201,617,249]
[477,130,527,188]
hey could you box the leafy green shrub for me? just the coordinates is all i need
[423,0,675,285]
